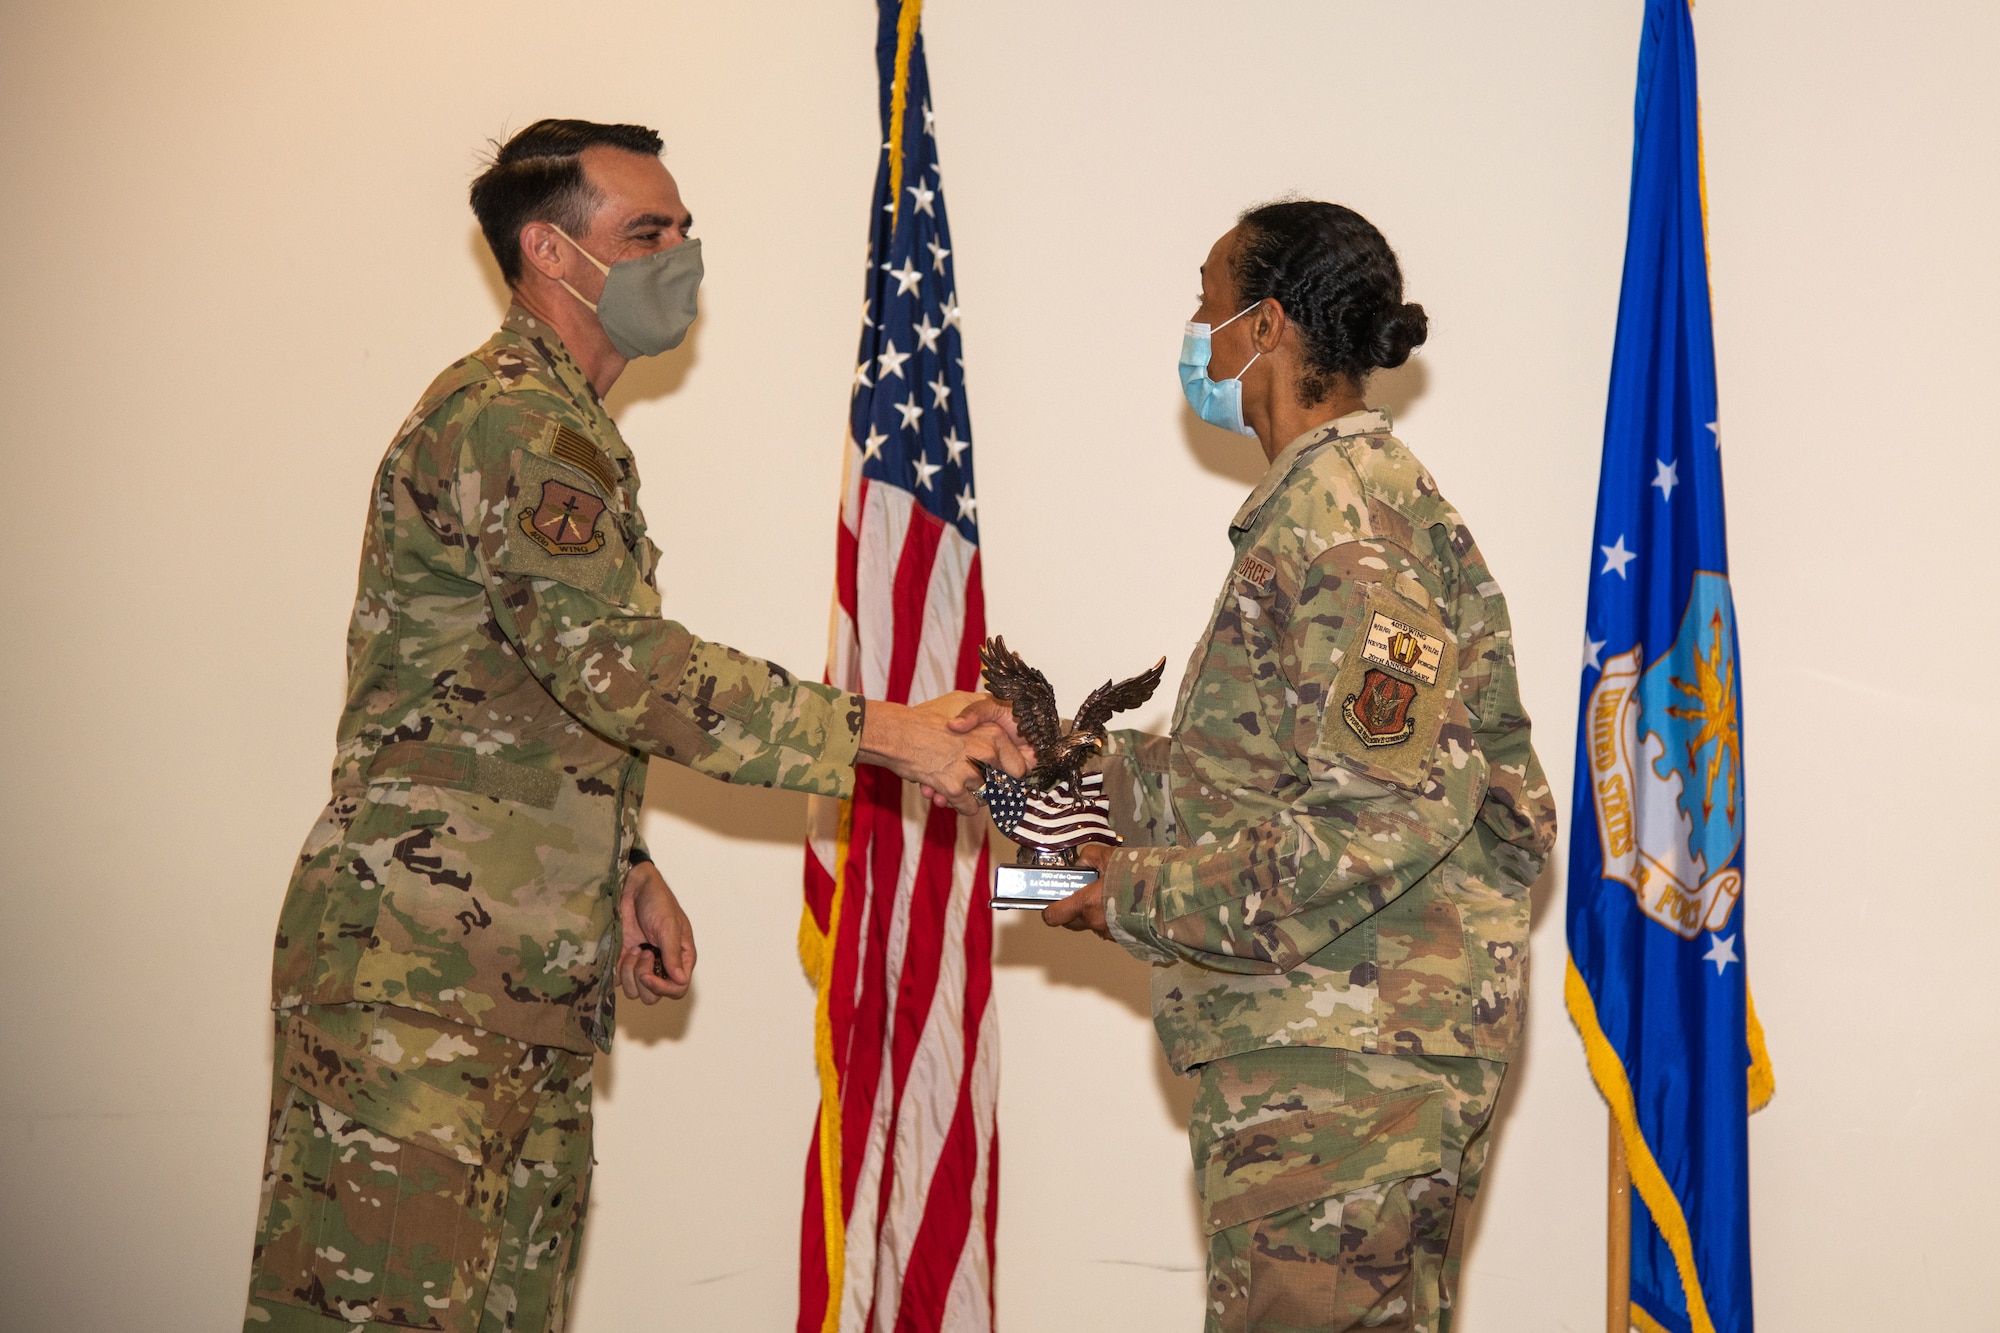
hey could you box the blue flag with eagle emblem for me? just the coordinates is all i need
[1565,3,1775,1332]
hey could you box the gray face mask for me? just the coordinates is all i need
[550,226,703,359]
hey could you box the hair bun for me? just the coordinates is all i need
[1369,302,1429,370]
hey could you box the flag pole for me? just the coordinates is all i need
[1607,1113,1631,1333]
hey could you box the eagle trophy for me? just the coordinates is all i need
[978,636,1166,793]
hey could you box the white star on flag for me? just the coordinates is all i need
[942,293,962,329]
[888,257,923,295]
[875,338,910,380]
[1584,636,1606,671]
[853,361,872,390]
[928,373,952,408]
[862,426,886,461]
[921,100,935,136]
[1600,535,1637,579]
[912,457,941,490]
[894,394,924,430]
[943,430,968,464]
[913,313,941,353]
[1652,458,1679,502]
[1703,933,1738,975]
[926,237,951,274]
[955,486,977,521]
[906,181,936,216]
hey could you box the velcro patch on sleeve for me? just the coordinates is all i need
[518,478,606,556]
[1312,589,1458,786]
[1359,609,1445,685]
[1235,553,1275,588]
[551,425,621,496]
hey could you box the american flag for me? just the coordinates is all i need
[797,4,996,1331]
[982,772,1119,853]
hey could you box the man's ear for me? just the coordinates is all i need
[1249,298,1289,354]
[518,221,565,282]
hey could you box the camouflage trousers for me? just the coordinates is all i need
[1190,1046,1505,1333]
[244,1003,594,1333]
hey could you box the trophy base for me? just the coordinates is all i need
[991,863,1098,910]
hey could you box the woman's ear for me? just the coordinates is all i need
[1249,298,1289,354]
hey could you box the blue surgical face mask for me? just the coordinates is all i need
[1179,303,1262,438]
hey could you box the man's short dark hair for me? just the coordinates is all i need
[469,119,665,286]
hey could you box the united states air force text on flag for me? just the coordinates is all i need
[797,4,998,1332]
[1564,3,1776,1333]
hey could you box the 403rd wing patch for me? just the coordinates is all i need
[1359,610,1444,685]
[519,479,607,556]
[1314,594,1459,786]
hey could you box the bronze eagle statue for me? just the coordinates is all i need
[978,636,1166,792]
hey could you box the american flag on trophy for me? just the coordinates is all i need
[980,770,1119,853]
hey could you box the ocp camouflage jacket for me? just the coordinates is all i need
[271,307,862,1054]
[1097,410,1556,1074]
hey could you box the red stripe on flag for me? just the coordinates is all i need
[835,484,862,620]
[885,507,945,705]
[892,839,993,1333]
[955,550,985,694]
[798,1118,831,1333]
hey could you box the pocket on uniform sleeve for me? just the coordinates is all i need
[1307,589,1460,789]
[1200,1085,1444,1235]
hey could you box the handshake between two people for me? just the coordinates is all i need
[618,687,1098,1007]
[858,690,1036,816]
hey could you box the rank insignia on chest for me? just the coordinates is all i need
[519,480,607,556]
[1343,669,1419,746]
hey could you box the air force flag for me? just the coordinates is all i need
[1565,3,1775,1332]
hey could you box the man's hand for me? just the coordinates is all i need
[917,693,1036,809]
[859,692,1030,815]
[947,693,1031,757]
[617,860,696,1003]
[1043,843,1113,938]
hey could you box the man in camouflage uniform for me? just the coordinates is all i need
[1025,221,1557,1331]
[243,119,1021,1332]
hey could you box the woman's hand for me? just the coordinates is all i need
[617,860,696,1003]
[1042,843,1114,938]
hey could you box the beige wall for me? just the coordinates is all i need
[2,2,1995,1329]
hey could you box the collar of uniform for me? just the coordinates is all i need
[1229,407,1394,533]
[499,303,603,412]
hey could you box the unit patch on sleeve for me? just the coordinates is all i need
[519,480,607,556]
[1343,670,1420,746]
[1358,610,1444,685]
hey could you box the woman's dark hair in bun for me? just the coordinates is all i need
[1231,200,1428,405]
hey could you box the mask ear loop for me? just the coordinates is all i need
[547,224,611,313]
[1212,299,1261,333]
[1211,299,1265,381]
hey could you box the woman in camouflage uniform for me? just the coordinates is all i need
[1040,202,1558,1332]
